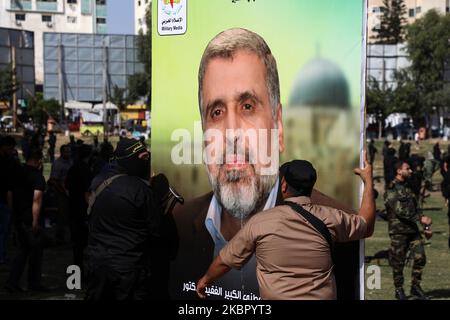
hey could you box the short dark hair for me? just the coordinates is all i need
[26,148,43,162]
[286,184,312,197]
[60,144,70,154]
[78,144,92,160]
[395,160,407,172]
[0,135,16,148]
[288,184,313,197]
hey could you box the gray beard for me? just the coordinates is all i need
[207,166,278,220]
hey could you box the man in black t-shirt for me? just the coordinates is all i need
[66,144,93,274]
[48,131,56,163]
[0,135,17,265]
[5,148,47,293]
[85,138,162,300]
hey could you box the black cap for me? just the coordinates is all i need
[279,162,290,178]
[282,160,317,193]
[113,138,147,160]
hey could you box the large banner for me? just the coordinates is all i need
[152,0,367,299]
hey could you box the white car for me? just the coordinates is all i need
[0,115,13,132]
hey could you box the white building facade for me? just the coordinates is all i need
[134,0,149,34]
[368,0,450,42]
[0,0,108,85]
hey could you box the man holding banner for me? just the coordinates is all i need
[170,28,363,299]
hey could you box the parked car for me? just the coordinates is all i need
[0,115,13,132]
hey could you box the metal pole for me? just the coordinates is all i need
[58,41,64,122]
[103,45,108,138]
[11,46,17,131]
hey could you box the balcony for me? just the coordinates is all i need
[36,1,58,12]
[96,24,107,34]
[96,4,106,17]
[10,0,32,10]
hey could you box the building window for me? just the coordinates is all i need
[138,1,141,6]
[15,14,26,21]
[372,6,385,14]
[68,0,78,4]
[96,0,106,5]
[447,7,450,13]
[97,17,106,24]
[416,6,421,14]
[42,15,52,22]
[67,16,77,23]
[409,8,415,17]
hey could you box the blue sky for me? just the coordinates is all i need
[107,0,135,34]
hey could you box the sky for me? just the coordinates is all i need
[107,0,135,35]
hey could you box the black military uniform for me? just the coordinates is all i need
[85,139,161,300]
[66,144,93,273]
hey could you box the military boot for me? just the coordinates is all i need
[411,284,429,300]
[395,287,407,300]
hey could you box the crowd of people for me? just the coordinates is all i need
[1,25,446,301]
[369,138,450,300]
[0,130,179,299]
[0,126,377,300]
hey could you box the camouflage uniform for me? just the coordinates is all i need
[384,179,426,288]
[423,159,439,191]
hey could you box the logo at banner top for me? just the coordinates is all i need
[162,0,183,15]
[158,0,187,36]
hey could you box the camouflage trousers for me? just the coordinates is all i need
[389,233,426,288]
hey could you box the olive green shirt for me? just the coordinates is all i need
[384,179,421,235]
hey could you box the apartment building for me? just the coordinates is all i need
[0,0,108,84]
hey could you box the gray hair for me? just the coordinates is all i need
[198,28,280,122]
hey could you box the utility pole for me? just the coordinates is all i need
[11,46,17,131]
[102,44,108,138]
[58,40,64,123]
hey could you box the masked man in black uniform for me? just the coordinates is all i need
[85,138,161,300]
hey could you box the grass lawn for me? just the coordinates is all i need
[364,139,450,300]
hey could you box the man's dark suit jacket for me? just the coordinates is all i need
[169,181,361,300]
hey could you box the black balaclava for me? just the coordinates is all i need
[113,138,150,180]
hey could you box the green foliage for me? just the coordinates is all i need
[27,92,61,126]
[372,0,407,44]
[111,84,126,111]
[370,10,450,128]
[126,73,149,105]
[396,10,450,125]
[367,77,393,119]
[0,64,18,103]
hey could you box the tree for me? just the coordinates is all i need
[135,4,151,109]
[126,73,148,104]
[367,77,393,138]
[111,84,126,111]
[372,0,407,44]
[27,92,60,126]
[0,64,18,104]
[400,10,450,127]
